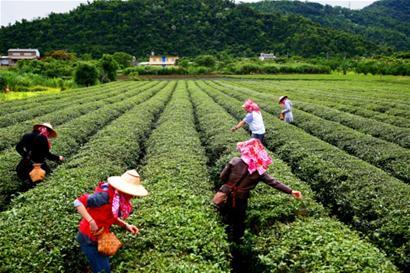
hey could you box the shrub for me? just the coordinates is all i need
[190,81,397,272]
[211,81,410,182]
[98,54,119,82]
[123,66,188,75]
[112,52,133,68]
[198,81,410,271]
[195,54,217,68]
[114,82,230,271]
[74,62,98,86]
[0,75,7,91]
[0,82,173,272]
[45,50,77,61]
[262,65,279,74]
[0,82,162,210]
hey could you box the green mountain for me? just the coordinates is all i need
[247,0,410,51]
[0,0,388,58]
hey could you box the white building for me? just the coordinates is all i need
[259,53,277,61]
[7,48,40,65]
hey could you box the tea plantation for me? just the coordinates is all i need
[0,75,409,272]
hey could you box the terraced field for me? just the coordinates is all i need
[0,76,408,272]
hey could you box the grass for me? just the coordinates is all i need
[0,88,60,102]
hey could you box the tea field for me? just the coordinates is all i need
[0,75,409,273]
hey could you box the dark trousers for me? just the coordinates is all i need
[76,232,111,273]
[16,159,50,188]
[221,196,248,243]
[251,133,265,145]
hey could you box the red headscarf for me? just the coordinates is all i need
[37,126,52,149]
[111,189,133,219]
[237,138,272,175]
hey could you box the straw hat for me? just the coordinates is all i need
[33,122,57,138]
[108,170,148,197]
[278,96,288,104]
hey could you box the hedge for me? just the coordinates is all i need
[112,81,230,272]
[0,81,124,116]
[254,218,398,273]
[217,80,410,148]
[208,81,410,183]
[189,81,397,272]
[230,78,410,113]
[229,80,410,128]
[196,80,410,271]
[0,81,145,128]
[123,66,188,75]
[0,81,159,151]
[0,81,168,211]
[0,81,175,272]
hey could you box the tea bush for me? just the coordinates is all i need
[113,82,230,272]
[197,80,410,271]
[0,82,158,151]
[208,81,410,182]
[0,82,174,272]
[0,81,166,210]
[189,81,397,272]
[0,82,144,128]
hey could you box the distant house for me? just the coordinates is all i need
[7,48,40,65]
[148,55,179,67]
[259,53,276,61]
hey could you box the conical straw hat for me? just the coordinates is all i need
[33,122,57,138]
[108,170,148,197]
[278,96,288,103]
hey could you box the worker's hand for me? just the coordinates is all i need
[59,155,65,162]
[125,224,139,235]
[89,219,99,233]
[291,190,302,200]
[231,126,237,132]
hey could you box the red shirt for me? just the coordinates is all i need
[76,183,121,241]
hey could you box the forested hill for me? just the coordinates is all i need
[247,0,410,51]
[0,0,386,58]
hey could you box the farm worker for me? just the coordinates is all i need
[278,96,293,123]
[231,99,266,143]
[74,170,148,273]
[216,138,302,242]
[15,122,64,188]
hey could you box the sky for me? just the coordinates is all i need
[0,0,378,27]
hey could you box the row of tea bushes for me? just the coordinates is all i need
[231,79,410,114]
[197,81,410,271]
[0,82,175,272]
[189,81,397,272]
[112,82,230,272]
[0,81,125,116]
[293,101,410,149]
[0,81,160,151]
[217,80,410,148]
[189,81,322,219]
[0,81,167,211]
[229,80,410,128]
[208,81,410,182]
[254,218,398,273]
[0,81,142,128]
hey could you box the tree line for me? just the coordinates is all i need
[0,0,390,58]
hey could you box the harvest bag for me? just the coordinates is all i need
[29,163,46,183]
[212,191,228,207]
[279,112,285,120]
[94,228,123,256]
